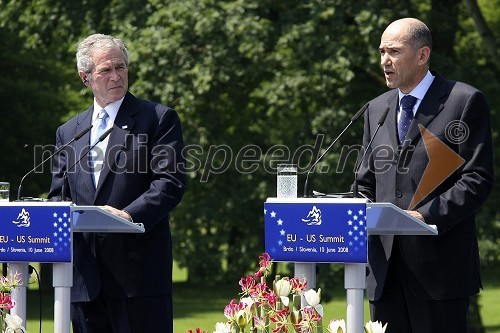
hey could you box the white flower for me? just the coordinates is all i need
[213,322,232,333]
[240,296,257,316]
[236,309,252,329]
[234,299,254,330]
[240,297,255,310]
[364,320,387,333]
[5,314,27,333]
[274,278,292,297]
[304,288,321,306]
[303,288,323,316]
[328,319,346,333]
[5,314,23,329]
[274,278,293,307]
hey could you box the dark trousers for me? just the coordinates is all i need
[71,292,173,333]
[369,239,469,333]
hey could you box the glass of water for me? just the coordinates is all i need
[0,182,9,202]
[276,164,297,198]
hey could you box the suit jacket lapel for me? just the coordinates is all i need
[401,73,448,150]
[94,93,138,199]
[73,108,97,198]
[385,91,400,150]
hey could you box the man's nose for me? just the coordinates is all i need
[110,68,120,80]
[381,53,391,66]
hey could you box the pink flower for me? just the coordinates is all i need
[0,272,22,293]
[303,307,321,321]
[250,281,271,305]
[239,276,256,295]
[253,315,267,331]
[290,277,307,294]
[224,299,244,322]
[259,253,271,268]
[269,308,290,333]
[296,307,322,332]
[0,293,15,309]
[264,291,278,310]
[254,253,272,278]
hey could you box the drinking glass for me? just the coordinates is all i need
[0,182,9,202]
[276,164,297,198]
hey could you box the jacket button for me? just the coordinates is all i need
[396,190,402,198]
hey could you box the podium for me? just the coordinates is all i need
[264,197,437,333]
[0,201,144,333]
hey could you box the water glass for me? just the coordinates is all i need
[0,182,9,202]
[276,164,297,198]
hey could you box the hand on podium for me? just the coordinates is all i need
[100,205,133,222]
[404,210,424,222]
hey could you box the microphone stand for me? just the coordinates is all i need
[352,107,389,198]
[61,127,114,201]
[16,125,93,201]
[303,103,369,197]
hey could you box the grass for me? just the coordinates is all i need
[14,263,500,332]
[481,272,500,333]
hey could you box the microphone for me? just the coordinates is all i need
[61,127,114,201]
[17,125,93,201]
[303,102,369,197]
[352,107,390,198]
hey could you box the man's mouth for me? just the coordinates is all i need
[384,69,394,77]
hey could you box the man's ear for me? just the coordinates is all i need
[418,46,431,66]
[79,71,90,85]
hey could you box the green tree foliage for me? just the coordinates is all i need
[119,0,387,283]
[0,1,72,198]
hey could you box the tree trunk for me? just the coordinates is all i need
[427,0,460,75]
[463,0,499,64]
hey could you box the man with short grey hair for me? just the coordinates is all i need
[49,33,185,333]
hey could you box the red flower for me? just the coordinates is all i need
[0,293,15,309]
[224,299,245,323]
[290,277,307,294]
[239,276,256,295]
[270,308,290,332]
[254,253,272,278]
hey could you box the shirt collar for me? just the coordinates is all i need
[92,97,125,124]
[398,70,435,104]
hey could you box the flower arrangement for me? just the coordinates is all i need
[188,253,387,333]
[0,272,27,333]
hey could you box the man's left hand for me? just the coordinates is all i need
[405,210,424,222]
[100,205,133,221]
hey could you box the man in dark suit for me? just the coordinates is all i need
[48,34,185,333]
[356,18,493,333]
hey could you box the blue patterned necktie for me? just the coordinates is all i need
[90,109,109,186]
[398,95,417,143]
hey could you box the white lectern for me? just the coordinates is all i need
[264,198,437,333]
[0,202,144,333]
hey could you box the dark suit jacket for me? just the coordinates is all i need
[357,72,493,301]
[48,92,186,302]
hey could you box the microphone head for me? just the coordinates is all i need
[74,124,93,140]
[351,102,369,122]
[377,107,390,125]
[98,127,114,142]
